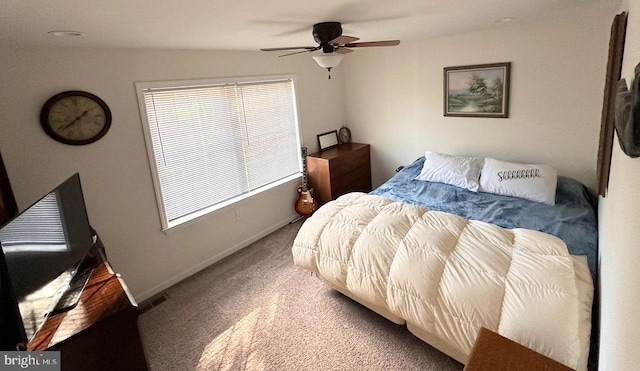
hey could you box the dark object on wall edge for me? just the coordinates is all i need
[0,152,17,226]
[596,11,627,197]
[615,62,640,158]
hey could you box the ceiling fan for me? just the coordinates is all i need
[261,21,400,79]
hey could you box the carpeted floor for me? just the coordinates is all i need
[138,220,463,371]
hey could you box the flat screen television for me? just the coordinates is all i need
[0,173,96,350]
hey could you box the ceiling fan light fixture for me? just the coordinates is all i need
[313,54,344,69]
[313,54,344,80]
[261,21,400,79]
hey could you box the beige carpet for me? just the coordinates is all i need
[138,220,463,371]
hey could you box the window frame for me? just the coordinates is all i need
[135,74,303,231]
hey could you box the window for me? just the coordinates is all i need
[136,75,302,230]
[0,192,66,251]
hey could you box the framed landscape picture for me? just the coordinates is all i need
[444,62,511,118]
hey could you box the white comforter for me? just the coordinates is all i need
[291,193,593,370]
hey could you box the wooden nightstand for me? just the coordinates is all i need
[307,143,372,206]
[464,327,574,371]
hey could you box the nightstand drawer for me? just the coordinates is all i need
[330,167,371,196]
[328,146,370,179]
[307,143,372,206]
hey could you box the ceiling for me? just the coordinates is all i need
[0,0,620,52]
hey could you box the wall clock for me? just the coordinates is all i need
[338,126,351,144]
[40,90,112,145]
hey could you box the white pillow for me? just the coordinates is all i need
[479,158,558,205]
[415,151,484,192]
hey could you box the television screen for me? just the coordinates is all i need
[0,173,94,344]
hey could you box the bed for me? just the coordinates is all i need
[291,154,597,371]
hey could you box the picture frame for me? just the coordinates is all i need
[317,130,339,150]
[444,62,511,118]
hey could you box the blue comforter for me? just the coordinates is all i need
[370,157,598,279]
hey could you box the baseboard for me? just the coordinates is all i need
[134,214,298,302]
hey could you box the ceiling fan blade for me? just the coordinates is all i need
[260,46,317,52]
[330,35,360,45]
[335,47,353,54]
[343,40,401,48]
[278,48,319,57]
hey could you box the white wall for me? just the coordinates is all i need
[0,47,345,300]
[598,1,640,369]
[343,11,612,190]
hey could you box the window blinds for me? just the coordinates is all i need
[0,192,65,247]
[139,77,301,229]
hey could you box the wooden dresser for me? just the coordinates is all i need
[28,248,149,371]
[307,143,372,206]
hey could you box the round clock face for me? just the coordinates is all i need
[40,91,112,145]
[338,126,351,144]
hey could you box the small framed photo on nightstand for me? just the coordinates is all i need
[317,130,339,150]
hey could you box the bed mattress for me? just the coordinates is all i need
[292,192,593,370]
